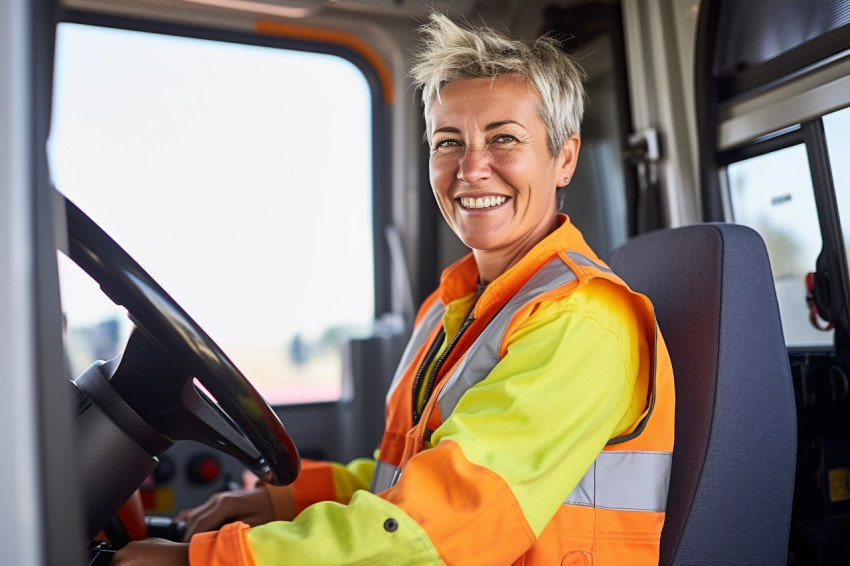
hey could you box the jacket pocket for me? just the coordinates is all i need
[561,551,592,566]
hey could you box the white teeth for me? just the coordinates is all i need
[460,196,506,209]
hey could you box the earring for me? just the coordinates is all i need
[563,177,570,184]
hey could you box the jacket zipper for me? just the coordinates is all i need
[412,314,475,425]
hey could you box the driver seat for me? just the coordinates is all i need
[609,223,797,565]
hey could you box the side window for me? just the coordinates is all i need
[50,22,376,404]
[725,143,831,347]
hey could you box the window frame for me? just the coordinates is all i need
[697,1,850,354]
[717,109,850,352]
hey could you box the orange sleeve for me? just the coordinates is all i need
[261,457,375,518]
[255,458,336,518]
[288,459,336,514]
[189,521,256,566]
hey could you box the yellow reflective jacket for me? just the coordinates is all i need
[190,214,675,565]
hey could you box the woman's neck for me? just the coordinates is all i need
[473,215,559,285]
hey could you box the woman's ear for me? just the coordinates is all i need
[557,133,581,186]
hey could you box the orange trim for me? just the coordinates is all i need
[254,21,395,104]
[189,521,256,566]
[288,459,337,514]
[414,290,442,327]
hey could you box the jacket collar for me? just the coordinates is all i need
[437,214,598,314]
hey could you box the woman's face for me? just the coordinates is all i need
[427,76,579,276]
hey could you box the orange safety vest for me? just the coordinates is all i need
[373,220,675,564]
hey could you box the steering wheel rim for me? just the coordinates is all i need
[63,190,299,486]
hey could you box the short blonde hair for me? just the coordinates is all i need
[409,12,586,156]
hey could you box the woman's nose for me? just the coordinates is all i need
[457,147,492,184]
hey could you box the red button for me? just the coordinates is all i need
[188,455,221,484]
[197,458,220,483]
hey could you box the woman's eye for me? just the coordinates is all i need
[494,134,518,144]
[433,139,460,150]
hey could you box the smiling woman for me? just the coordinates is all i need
[113,12,674,566]
[426,76,579,284]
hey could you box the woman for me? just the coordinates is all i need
[114,12,674,565]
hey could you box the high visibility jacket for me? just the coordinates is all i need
[190,214,674,565]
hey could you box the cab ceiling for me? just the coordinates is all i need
[60,0,619,41]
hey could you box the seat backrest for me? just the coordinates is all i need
[609,223,797,566]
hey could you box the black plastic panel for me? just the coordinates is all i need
[714,0,850,77]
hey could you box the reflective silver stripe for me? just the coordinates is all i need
[566,250,613,273]
[564,451,672,512]
[436,258,578,417]
[385,300,447,402]
[370,460,402,493]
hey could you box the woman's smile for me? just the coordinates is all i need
[458,195,509,210]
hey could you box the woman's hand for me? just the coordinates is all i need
[111,539,188,565]
[174,487,282,541]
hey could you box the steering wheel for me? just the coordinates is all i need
[61,190,300,540]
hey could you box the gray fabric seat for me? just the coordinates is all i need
[609,223,797,565]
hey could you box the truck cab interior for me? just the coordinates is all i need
[1,0,849,564]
